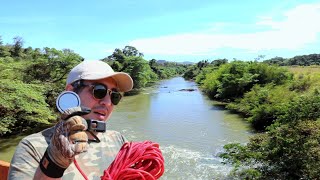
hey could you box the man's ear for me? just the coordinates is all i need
[66,84,73,91]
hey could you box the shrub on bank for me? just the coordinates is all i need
[220,120,320,179]
[201,61,292,102]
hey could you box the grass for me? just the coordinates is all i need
[286,65,320,74]
[285,66,320,93]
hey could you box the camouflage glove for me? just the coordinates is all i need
[39,107,90,178]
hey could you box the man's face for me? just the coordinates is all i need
[73,78,118,122]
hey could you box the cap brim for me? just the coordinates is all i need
[74,72,133,92]
[109,72,133,92]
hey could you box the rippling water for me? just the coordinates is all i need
[108,77,252,179]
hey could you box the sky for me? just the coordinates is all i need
[1,0,320,62]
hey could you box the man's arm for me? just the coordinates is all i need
[33,166,61,180]
[9,107,89,179]
[8,130,66,180]
[8,135,48,179]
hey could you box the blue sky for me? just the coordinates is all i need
[1,0,320,62]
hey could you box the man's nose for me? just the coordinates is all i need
[99,94,112,106]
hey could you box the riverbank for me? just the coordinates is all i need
[0,135,26,162]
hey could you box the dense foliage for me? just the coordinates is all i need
[185,57,320,178]
[183,59,227,80]
[0,37,187,136]
[201,61,292,102]
[263,53,320,66]
[0,36,84,136]
[102,46,188,90]
[0,79,56,134]
[220,120,320,179]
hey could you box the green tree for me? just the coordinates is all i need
[0,79,56,135]
[23,48,83,84]
[107,46,143,64]
[122,45,144,57]
[107,48,125,63]
[110,60,123,71]
[183,65,200,80]
[122,56,157,89]
[23,46,34,60]
[196,60,209,70]
[211,58,228,67]
[32,48,42,59]
[10,36,24,58]
[263,56,287,66]
[149,59,157,67]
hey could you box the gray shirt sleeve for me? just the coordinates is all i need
[8,134,48,179]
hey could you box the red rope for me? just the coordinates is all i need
[101,141,165,180]
[74,158,89,180]
[74,141,165,180]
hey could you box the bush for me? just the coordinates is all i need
[202,61,292,102]
[220,121,320,179]
[227,84,298,131]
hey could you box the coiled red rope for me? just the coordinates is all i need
[74,141,165,180]
[101,141,165,180]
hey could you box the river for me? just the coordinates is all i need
[0,77,251,179]
[108,77,251,179]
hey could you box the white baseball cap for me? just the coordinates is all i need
[66,60,133,92]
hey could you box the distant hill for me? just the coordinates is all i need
[180,61,194,65]
[156,59,194,65]
[156,60,167,64]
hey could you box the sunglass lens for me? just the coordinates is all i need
[93,84,122,105]
[111,92,122,105]
[93,85,107,99]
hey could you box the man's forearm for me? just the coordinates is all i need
[33,167,62,180]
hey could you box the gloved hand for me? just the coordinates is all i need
[40,107,90,178]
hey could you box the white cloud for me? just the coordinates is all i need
[129,3,320,56]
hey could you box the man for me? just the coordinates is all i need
[8,60,133,179]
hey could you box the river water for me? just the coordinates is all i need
[107,77,251,179]
[0,77,251,179]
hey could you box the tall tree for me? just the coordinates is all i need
[122,56,156,89]
[107,46,144,64]
[11,36,24,57]
[122,45,144,57]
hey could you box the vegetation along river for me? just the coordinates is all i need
[0,77,252,179]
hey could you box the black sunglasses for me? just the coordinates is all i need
[84,83,122,105]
